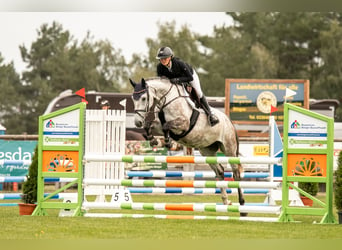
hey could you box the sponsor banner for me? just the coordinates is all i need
[225,79,309,124]
[42,150,79,173]
[253,145,269,156]
[125,140,168,170]
[288,109,328,149]
[0,141,37,176]
[43,109,80,146]
[287,154,327,177]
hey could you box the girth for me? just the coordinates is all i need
[158,109,200,141]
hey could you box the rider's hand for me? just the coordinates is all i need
[170,78,180,84]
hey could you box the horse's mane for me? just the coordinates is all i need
[145,76,171,85]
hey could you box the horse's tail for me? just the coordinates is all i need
[233,125,245,176]
[233,125,240,157]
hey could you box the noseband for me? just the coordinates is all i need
[133,83,174,126]
[133,88,149,121]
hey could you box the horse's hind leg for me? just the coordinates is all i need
[208,163,231,205]
[231,163,247,216]
[199,146,231,205]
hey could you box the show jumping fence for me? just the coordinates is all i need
[81,155,283,222]
[0,108,126,206]
[30,102,337,224]
[0,108,284,206]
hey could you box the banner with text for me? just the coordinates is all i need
[0,141,37,176]
[225,79,309,124]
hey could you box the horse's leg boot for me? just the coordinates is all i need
[200,96,219,126]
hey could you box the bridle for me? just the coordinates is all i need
[133,82,188,127]
[133,79,198,146]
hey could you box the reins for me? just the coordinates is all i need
[133,79,199,143]
[136,83,189,123]
[158,84,188,113]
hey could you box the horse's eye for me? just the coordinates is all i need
[141,97,146,102]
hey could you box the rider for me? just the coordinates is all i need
[156,46,219,127]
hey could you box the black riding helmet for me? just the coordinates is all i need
[156,47,173,59]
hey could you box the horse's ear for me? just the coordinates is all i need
[129,78,136,88]
[141,78,146,89]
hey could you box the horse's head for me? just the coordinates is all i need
[129,78,156,128]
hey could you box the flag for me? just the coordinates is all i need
[285,88,297,98]
[270,116,283,178]
[75,88,85,98]
[270,105,278,114]
[119,99,127,108]
[81,98,88,104]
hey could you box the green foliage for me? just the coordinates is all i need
[2,13,342,133]
[146,21,204,70]
[17,22,128,134]
[298,181,318,196]
[313,20,342,121]
[21,146,38,204]
[0,54,25,133]
[334,150,342,211]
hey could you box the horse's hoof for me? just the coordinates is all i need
[146,135,154,141]
[222,200,232,205]
[149,139,158,146]
[240,212,248,217]
[165,142,172,149]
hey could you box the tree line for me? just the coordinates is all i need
[0,12,342,134]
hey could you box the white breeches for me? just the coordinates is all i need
[189,70,203,98]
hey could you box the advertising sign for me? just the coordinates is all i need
[225,79,309,124]
[125,140,168,170]
[42,150,79,173]
[288,109,328,149]
[43,109,80,146]
[34,103,85,216]
[279,103,336,224]
[0,141,37,176]
[287,153,327,177]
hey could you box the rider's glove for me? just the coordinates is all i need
[170,78,181,84]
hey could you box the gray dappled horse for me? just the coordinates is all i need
[130,77,246,213]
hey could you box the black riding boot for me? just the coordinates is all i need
[200,96,219,126]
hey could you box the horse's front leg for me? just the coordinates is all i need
[162,119,180,149]
[162,127,172,149]
[144,126,158,147]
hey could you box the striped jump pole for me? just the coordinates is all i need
[0,193,77,200]
[84,213,279,222]
[83,179,281,189]
[83,202,281,214]
[84,154,282,165]
[126,171,269,179]
[127,187,269,194]
[0,193,77,206]
[0,176,27,183]
[0,176,76,183]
